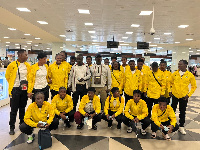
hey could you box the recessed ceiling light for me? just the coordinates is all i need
[24,34,30,36]
[16,47,20,49]
[35,38,40,40]
[126,32,133,34]
[122,37,128,39]
[158,47,162,48]
[131,24,140,27]
[173,52,176,53]
[60,35,66,37]
[6,42,10,43]
[4,37,9,38]
[37,21,48,24]
[24,46,27,47]
[15,44,19,45]
[6,45,9,46]
[34,45,38,46]
[26,41,32,42]
[91,36,96,38]
[196,53,200,54]
[197,50,200,51]
[154,38,160,40]
[66,39,71,41]
[119,41,124,42]
[93,40,97,42]
[28,49,31,50]
[148,42,152,43]
[189,51,193,52]
[88,31,95,33]
[150,45,157,47]
[178,25,189,28]
[60,47,63,49]
[78,9,90,14]
[46,48,50,49]
[16,8,31,12]
[175,42,180,43]
[120,44,129,46]
[182,52,186,53]
[27,43,31,44]
[164,33,171,35]
[186,39,193,41]
[85,23,93,26]
[92,43,98,44]
[139,11,153,15]
[95,45,99,46]
[8,28,16,31]
[189,48,192,49]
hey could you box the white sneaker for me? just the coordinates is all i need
[179,127,186,135]
[151,132,156,138]
[127,127,132,133]
[163,134,171,141]
[27,134,34,144]
[141,129,146,135]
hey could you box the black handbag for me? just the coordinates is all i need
[38,129,52,150]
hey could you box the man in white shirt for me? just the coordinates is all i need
[5,50,30,135]
[90,54,111,110]
[68,54,91,111]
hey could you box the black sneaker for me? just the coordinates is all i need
[117,123,121,129]
[92,124,97,130]
[108,121,112,128]
[9,129,15,135]
[66,122,71,128]
[77,123,83,129]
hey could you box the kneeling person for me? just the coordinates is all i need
[74,87,101,130]
[51,87,75,128]
[123,90,151,135]
[20,92,58,144]
[151,97,179,140]
[103,87,124,129]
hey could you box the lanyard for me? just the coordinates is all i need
[94,65,102,74]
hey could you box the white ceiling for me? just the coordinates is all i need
[0,0,200,55]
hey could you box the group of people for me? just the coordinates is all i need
[5,50,197,144]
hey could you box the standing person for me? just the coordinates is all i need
[74,87,101,130]
[104,58,110,66]
[194,65,198,77]
[60,51,70,74]
[51,87,75,128]
[46,59,50,66]
[69,56,76,72]
[86,56,92,67]
[90,54,111,110]
[124,60,142,104]
[3,57,11,68]
[123,90,151,134]
[103,87,124,129]
[111,61,124,95]
[109,56,117,70]
[5,50,30,135]
[159,59,172,104]
[140,57,150,71]
[68,54,91,111]
[137,58,150,101]
[48,54,68,99]
[19,92,58,144]
[170,60,197,134]
[120,56,129,73]
[144,62,166,117]
[0,57,2,68]
[151,97,179,140]
[28,52,49,102]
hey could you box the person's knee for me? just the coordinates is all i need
[95,114,102,122]
[19,122,26,132]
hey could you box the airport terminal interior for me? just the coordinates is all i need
[0,0,200,150]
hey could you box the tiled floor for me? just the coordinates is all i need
[1,78,200,150]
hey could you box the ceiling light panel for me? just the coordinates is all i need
[8,28,16,30]
[88,31,95,33]
[178,25,189,28]
[37,21,48,24]
[78,9,90,14]
[85,23,93,25]
[131,24,140,27]
[24,34,30,36]
[16,8,31,12]
[126,32,133,34]
[139,11,153,15]
[122,37,128,39]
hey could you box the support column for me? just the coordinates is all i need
[52,42,63,62]
[171,46,189,72]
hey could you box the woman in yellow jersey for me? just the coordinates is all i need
[159,59,172,104]
[144,62,166,117]
[74,87,101,130]
[111,61,124,95]
[170,60,197,135]
[28,52,49,102]
[20,92,58,144]
[120,57,129,73]
[48,54,68,99]
[51,87,75,128]
[123,90,151,134]
[103,87,125,129]
[151,97,179,140]
[124,60,142,104]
